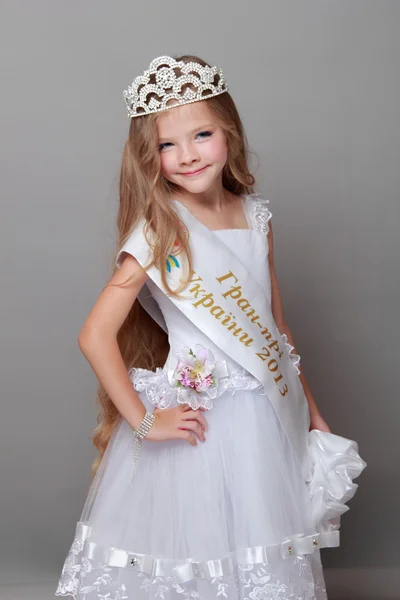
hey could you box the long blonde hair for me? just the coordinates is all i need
[91,55,255,476]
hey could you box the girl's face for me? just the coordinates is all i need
[156,101,228,195]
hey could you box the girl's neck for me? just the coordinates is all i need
[174,184,236,213]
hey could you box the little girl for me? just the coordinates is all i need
[55,55,366,600]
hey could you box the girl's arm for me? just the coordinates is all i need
[78,255,150,430]
[268,222,331,432]
[78,254,207,444]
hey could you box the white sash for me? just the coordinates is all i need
[120,204,311,480]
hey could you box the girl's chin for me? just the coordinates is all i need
[178,182,219,195]
[175,175,223,194]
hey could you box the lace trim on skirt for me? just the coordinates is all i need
[56,523,332,599]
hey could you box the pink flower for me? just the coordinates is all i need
[172,345,216,393]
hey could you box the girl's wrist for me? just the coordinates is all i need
[133,410,155,440]
[132,409,155,471]
[131,404,148,430]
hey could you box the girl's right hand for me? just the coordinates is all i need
[146,404,208,446]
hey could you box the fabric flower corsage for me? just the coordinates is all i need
[172,345,216,392]
[167,344,229,409]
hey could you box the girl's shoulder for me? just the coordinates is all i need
[242,193,273,234]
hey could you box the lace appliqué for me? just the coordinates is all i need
[129,365,265,411]
[56,545,327,600]
[237,558,327,600]
[247,193,272,234]
[130,332,301,411]
[55,553,128,600]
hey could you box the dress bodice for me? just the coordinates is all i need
[145,195,272,373]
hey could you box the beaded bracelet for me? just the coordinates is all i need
[134,411,155,440]
[133,411,155,471]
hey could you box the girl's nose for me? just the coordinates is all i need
[178,143,200,166]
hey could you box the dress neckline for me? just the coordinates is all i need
[172,194,252,233]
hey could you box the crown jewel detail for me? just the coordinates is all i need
[123,56,229,118]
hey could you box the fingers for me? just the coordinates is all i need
[153,404,209,446]
[179,430,197,446]
[178,420,206,443]
[181,410,208,432]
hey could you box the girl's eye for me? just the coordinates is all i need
[158,131,213,151]
[159,142,173,151]
[196,131,213,140]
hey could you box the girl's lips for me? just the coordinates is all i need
[180,166,209,177]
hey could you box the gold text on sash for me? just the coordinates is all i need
[187,271,289,397]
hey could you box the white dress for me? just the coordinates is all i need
[55,195,366,600]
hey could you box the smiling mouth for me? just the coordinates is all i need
[180,166,209,177]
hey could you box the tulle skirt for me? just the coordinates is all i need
[55,387,365,600]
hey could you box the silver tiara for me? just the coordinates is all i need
[123,56,229,118]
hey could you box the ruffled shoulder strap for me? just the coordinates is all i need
[244,193,273,234]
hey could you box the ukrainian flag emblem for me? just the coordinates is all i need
[166,254,180,272]
[166,239,182,273]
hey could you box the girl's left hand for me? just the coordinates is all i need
[309,413,331,433]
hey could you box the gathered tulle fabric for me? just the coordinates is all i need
[78,390,316,559]
[55,387,365,600]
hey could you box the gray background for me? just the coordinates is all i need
[1,1,399,598]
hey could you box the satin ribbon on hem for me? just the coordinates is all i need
[74,522,339,584]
